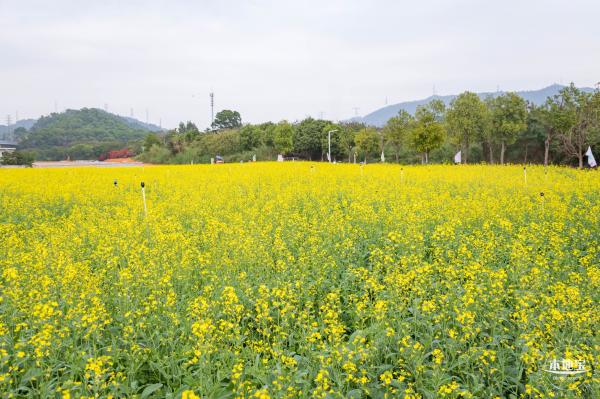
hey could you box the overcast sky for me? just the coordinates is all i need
[1,0,599,129]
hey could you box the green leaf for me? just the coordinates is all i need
[141,383,163,399]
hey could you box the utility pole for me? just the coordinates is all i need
[209,92,214,125]
[130,108,134,118]
[54,100,58,113]
[104,103,108,112]
[145,108,149,124]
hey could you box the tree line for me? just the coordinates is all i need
[141,84,600,167]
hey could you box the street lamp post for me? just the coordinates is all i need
[327,129,338,163]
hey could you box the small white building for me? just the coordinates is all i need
[0,141,18,159]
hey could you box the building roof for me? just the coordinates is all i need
[0,141,18,147]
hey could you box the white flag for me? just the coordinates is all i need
[252,154,256,162]
[585,146,597,167]
[381,151,385,163]
[454,150,462,164]
[277,154,284,162]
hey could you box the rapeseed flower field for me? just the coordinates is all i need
[0,163,598,398]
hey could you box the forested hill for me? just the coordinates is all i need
[19,108,148,147]
[18,108,149,160]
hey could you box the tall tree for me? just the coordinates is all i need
[211,110,242,130]
[273,121,294,155]
[178,121,200,143]
[339,122,363,162]
[555,84,600,168]
[446,92,489,164]
[144,133,162,150]
[258,122,276,148]
[409,100,446,164]
[488,93,528,164]
[292,118,329,160]
[383,110,413,162]
[354,128,380,162]
[239,125,262,151]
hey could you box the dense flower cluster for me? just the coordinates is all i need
[0,163,598,398]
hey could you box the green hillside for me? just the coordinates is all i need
[18,108,148,160]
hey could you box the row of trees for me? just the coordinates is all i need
[142,84,600,167]
[378,83,599,167]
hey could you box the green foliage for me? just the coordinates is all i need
[1,150,34,166]
[488,93,528,163]
[212,110,242,130]
[410,101,446,163]
[383,110,413,162]
[292,118,329,159]
[446,92,490,163]
[354,128,380,161]
[138,87,600,166]
[137,144,173,163]
[273,122,294,155]
[239,125,262,151]
[21,108,147,148]
[13,127,28,140]
[178,121,200,142]
[257,122,276,147]
[144,133,162,150]
[550,84,600,167]
[18,108,147,160]
[197,129,243,156]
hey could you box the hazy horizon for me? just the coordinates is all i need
[2,0,599,129]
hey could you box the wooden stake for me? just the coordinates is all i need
[141,181,147,216]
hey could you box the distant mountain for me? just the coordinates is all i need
[120,116,163,132]
[351,84,596,127]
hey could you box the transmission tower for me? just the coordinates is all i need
[209,92,214,124]
[6,115,12,137]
